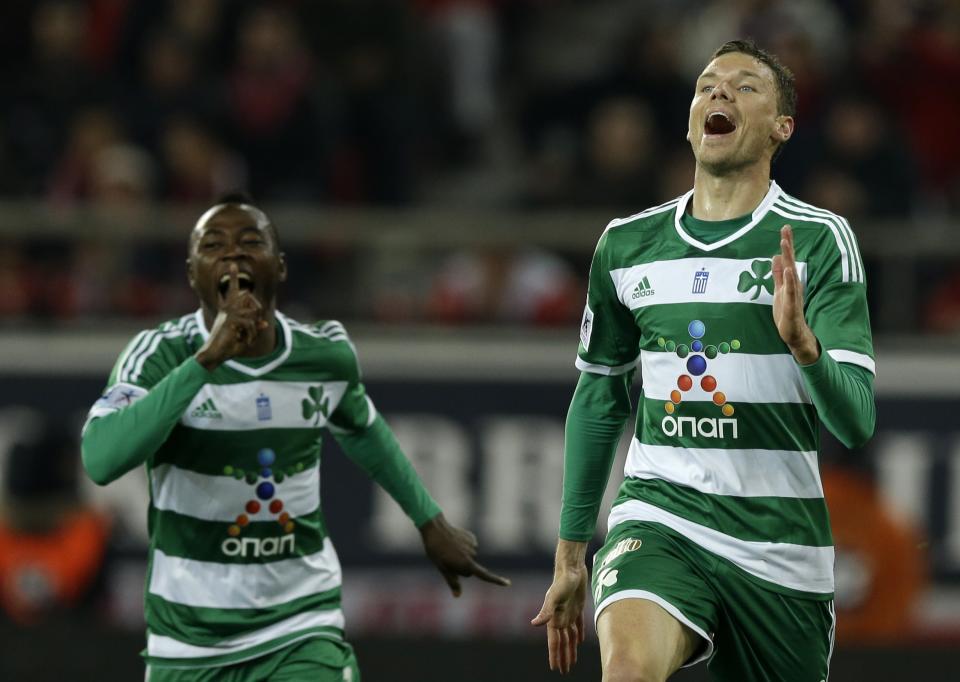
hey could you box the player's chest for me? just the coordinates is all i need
[181,379,348,431]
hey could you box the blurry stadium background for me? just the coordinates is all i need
[1,0,959,679]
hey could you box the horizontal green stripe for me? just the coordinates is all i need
[637,395,818,451]
[145,589,342,648]
[146,628,345,669]
[634,302,788,355]
[153,428,321,475]
[615,477,832,546]
[152,508,326,563]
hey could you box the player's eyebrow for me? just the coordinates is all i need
[698,69,764,82]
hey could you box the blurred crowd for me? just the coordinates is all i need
[1,0,959,329]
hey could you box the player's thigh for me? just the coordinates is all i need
[597,598,701,681]
[592,522,719,679]
[709,567,834,682]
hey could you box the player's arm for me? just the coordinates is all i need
[534,228,640,674]
[81,359,210,485]
[773,224,876,448]
[327,336,509,594]
[83,268,269,485]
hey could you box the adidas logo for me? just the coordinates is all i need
[631,276,655,299]
[190,398,223,419]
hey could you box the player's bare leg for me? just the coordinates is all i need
[597,599,700,682]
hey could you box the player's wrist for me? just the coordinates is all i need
[554,539,588,572]
[789,330,821,366]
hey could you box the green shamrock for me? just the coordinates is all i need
[737,259,774,300]
[301,385,330,425]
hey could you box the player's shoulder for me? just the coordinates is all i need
[128,312,201,352]
[283,314,357,355]
[769,188,857,236]
[768,187,865,283]
[112,312,199,385]
[284,315,352,343]
[602,195,684,237]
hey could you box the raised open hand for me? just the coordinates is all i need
[772,225,819,365]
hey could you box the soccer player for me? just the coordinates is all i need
[81,195,509,681]
[533,40,875,681]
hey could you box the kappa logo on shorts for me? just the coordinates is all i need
[599,537,643,570]
[594,568,619,602]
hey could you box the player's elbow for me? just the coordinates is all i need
[81,425,118,486]
[839,410,876,450]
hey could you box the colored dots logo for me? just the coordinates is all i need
[221,448,300,539]
[659,320,741,418]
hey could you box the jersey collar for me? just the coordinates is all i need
[673,180,782,252]
[194,309,293,377]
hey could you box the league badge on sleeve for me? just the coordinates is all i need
[580,303,594,351]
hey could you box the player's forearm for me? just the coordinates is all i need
[81,359,210,485]
[559,371,632,542]
[799,349,876,449]
[335,414,442,527]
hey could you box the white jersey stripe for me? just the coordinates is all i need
[151,463,320,521]
[575,354,640,376]
[146,609,345,660]
[770,205,851,283]
[148,539,342,609]
[827,349,876,374]
[640,349,811,404]
[609,257,807,310]
[116,330,152,383]
[624,439,824,499]
[607,499,835,593]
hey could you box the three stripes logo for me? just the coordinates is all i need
[631,276,655,300]
[190,398,223,419]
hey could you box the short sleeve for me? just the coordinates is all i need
[575,231,642,375]
[804,220,875,374]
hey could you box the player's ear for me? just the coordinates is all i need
[278,252,288,283]
[774,115,794,144]
[186,257,198,291]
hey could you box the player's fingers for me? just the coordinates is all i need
[557,628,570,675]
[576,612,586,644]
[546,624,559,671]
[569,624,580,669]
[226,263,240,301]
[468,559,511,587]
[772,254,784,289]
[441,569,462,597]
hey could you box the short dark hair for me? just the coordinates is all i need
[711,39,796,119]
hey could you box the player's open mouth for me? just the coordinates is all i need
[218,272,255,299]
[704,111,736,136]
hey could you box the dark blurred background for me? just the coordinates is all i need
[0,1,958,680]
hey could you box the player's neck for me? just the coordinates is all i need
[690,164,771,221]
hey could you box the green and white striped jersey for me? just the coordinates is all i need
[85,311,373,667]
[577,181,874,598]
